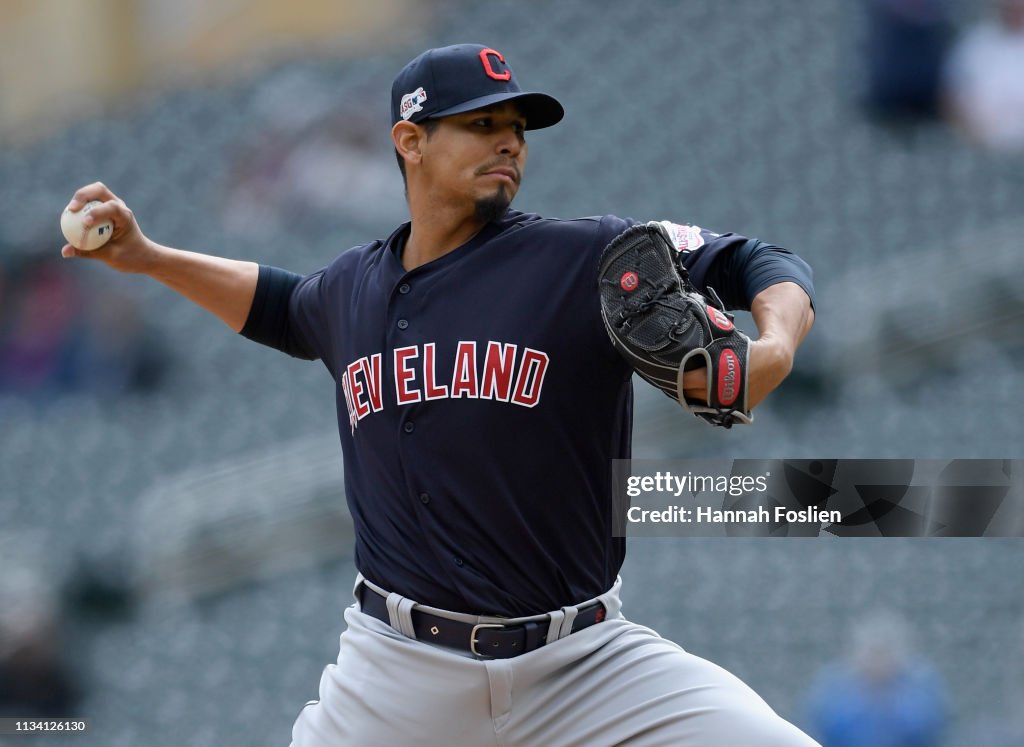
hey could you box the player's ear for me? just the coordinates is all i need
[392,121,424,168]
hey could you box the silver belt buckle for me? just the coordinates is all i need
[470,623,505,657]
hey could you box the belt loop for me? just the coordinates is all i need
[352,573,366,603]
[545,609,566,644]
[556,605,579,640]
[597,575,623,620]
[386,592,417,639]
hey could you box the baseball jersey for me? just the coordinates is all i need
[242,210,814,618]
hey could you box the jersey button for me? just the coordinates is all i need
[397,319,409,330]
[403,422,415,433]
[454,557,464,567]
[398,283,411,294]
[419,493,430,505]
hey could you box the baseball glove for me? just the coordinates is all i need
[598,221,753,428]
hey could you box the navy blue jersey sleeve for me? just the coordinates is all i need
[287,268,332,361]
[699,240,816,312]
[634,220,815,312]
[239,264,326,361]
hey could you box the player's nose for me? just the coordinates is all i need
[495,128,524,157]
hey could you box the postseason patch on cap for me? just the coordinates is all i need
[400,87,428,121]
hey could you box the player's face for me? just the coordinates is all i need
[420,102,528,214]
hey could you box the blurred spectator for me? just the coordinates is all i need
[221,109,403,237]
[0,255,80,394]
[944,0,1024,151]
[803,610,949,747]
[0,252,166,399]
[861,0,953,125]
[281,113,403,224]
[0,566,81,718]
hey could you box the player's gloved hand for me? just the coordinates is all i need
[60,182,157,274]
[598,221,753,428]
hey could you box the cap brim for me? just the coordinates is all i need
[430,91,564,130]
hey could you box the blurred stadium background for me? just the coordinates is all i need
[2,0,1023,745]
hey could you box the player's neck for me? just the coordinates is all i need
[403,204,487,271]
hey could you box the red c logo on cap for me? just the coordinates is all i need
[480,48,512,81]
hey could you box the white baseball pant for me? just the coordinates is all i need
[289,575,819,746]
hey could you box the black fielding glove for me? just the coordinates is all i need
[598,221,752,428]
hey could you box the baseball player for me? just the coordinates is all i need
[62,44,817,746]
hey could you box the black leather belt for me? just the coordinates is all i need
[357,584,607,659]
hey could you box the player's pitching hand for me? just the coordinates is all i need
[60,182,156,273]
[679,368,707,402]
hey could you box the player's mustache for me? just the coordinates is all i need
[476,160,521,184]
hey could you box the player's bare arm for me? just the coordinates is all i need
[745,281,815,408]
[60,181,259,333]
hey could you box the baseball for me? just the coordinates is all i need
[61,200,113,251]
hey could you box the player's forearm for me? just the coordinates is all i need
[750,281,814,358]
[143,241,259,333]
[745,282,814,407]
[60,184,259,333]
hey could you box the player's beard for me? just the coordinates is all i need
[474,186,512,224]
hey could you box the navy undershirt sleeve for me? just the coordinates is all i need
[701,240,816,312]
[239,265,318,360]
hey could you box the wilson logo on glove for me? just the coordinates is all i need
[619,271,639,291]
[717,348,741,405]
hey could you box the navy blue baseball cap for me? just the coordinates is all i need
[391,44,564,130]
